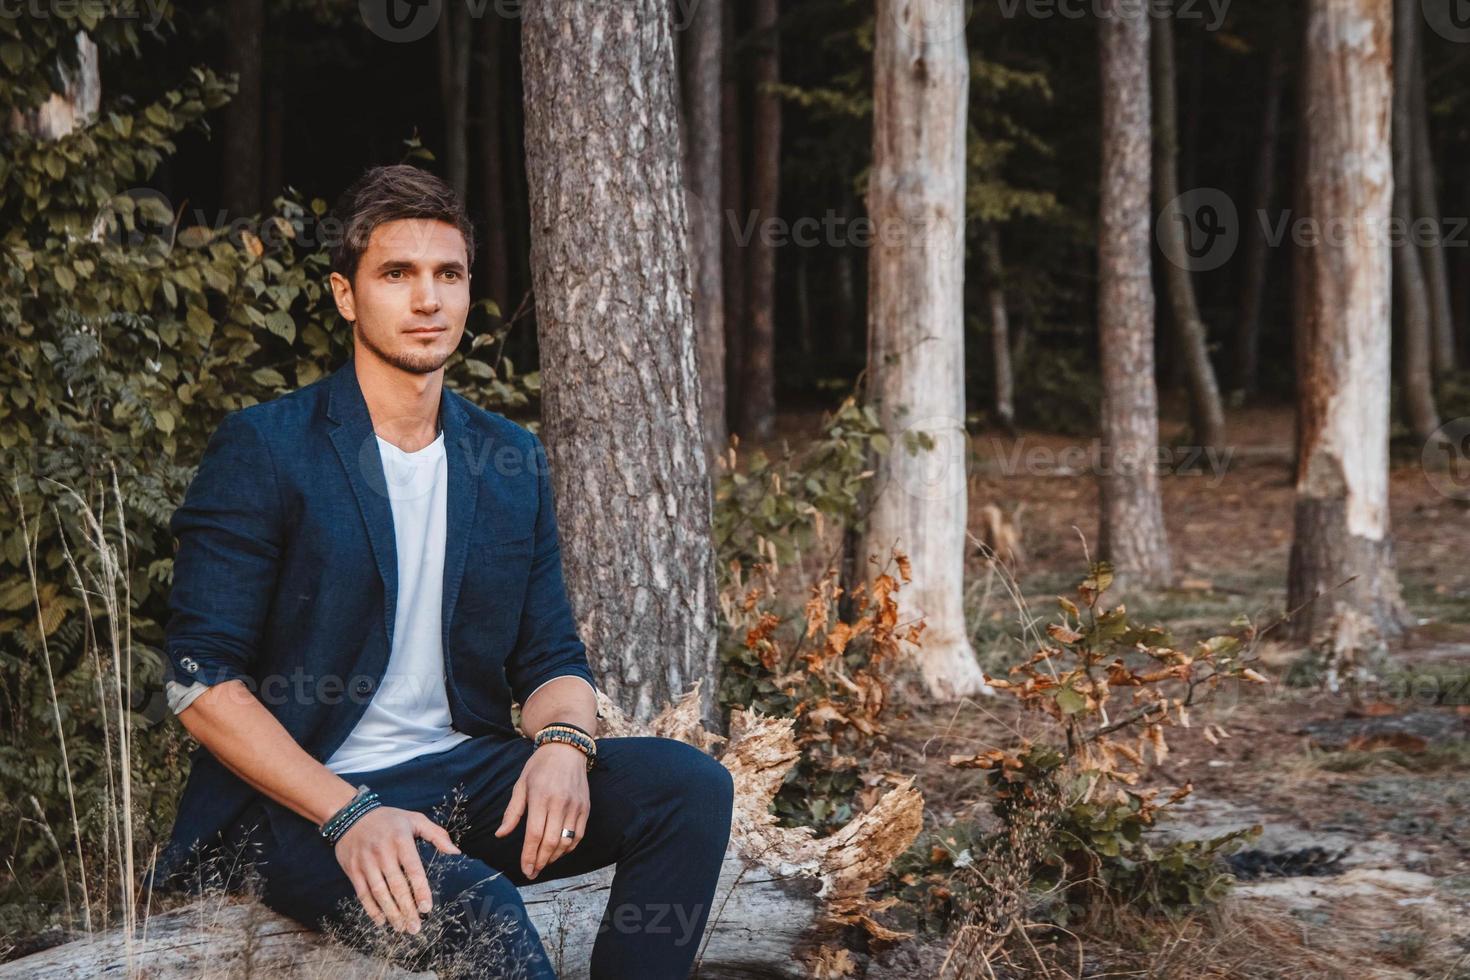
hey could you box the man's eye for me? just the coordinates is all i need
[443,271,459,281]
[387,270,404,280]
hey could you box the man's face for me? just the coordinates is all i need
[330,218,471,375]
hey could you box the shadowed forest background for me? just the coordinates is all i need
[2,0,1469,976]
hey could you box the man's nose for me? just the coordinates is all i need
[411,276,442,313]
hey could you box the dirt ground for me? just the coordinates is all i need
[771,402,1470,978]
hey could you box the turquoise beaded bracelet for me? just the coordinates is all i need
[320,784,382,845]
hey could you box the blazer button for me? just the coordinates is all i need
[354,678,373,696]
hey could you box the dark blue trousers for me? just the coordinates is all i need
[219,734,734,979]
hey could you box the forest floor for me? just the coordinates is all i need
[772,401,1470,979]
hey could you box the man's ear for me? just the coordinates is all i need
[329,270,356,322]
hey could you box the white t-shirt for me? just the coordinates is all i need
[323,430,473,774]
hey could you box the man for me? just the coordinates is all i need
[146,164,734,979]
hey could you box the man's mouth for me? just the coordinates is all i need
[405,327,446,335]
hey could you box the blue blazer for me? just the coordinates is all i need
[148,357,597,892]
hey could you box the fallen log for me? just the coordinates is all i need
[3,685,924,979]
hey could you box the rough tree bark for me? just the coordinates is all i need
[1098,1,1173,591]
[861,0,991,701]
[681,0,728,460]
[1233,33,1287,396]
[1390,0,1439,445]
[1286,0,1410,647]
[222,0,264,217]
[9,690,924,979]
[521,0,720,728]
[739,0,780,441]
[1151,5,1226,452]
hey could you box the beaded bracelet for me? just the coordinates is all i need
[534,726,597,771]
[320,784,382,845]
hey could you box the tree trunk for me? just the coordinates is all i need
[682,0,728,460]
[862,0,990,701]
[477,12,511,319]
[1391,0,1439,445]
[739,0,780,441]
[1286,0,1409,647]
[1233,34,1287,396]
[437,0,473,201]
[19,697,923,979]
[1151,6,1226,452]
[222,0,264,217]
[834,197,859,361]
[981,223,1016,432]
[522,0,721,729]
[1098,2,1173,592]
[721,0,748,435]
[261,51,286,210]
[1410,47,1455,379]
[6,30,99,139]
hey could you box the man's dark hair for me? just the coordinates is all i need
[328,164,477,285]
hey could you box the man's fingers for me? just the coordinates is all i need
[534,798,569,875]
[348,869,387,927]
[365,866,408,932]
[521,791,548,878]
[398,836,434,916]
[380,858,422,933]
[415,813,461,855]
[496,779,526,837]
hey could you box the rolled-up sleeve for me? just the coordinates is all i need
[163,410,284,705]
[504,433,599,706]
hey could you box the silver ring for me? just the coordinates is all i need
[561,828,577,840]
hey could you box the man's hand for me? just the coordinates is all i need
[334,806,461,934]
[494,742,590,879]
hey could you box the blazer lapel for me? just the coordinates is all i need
[439,389,480,650]
[326,360,400,649]
[325,358,485,656]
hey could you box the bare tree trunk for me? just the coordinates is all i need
[1152,6,1226,452]
[834,197,859,361]
[477,11,511,317]
[522,0,721,729]
[222,0,264,217]
[1410,49,1455,378]
[437,0,473,201]
[262,51,285,209]
[862,0,990,701]
[981,223,1016,432]
[1287,0,1409,647]
[739,0,780,441]
[1233,34,1287,396]
[682,0,728,459]
[1391,0,1439,444]
[721,0,748,435]
[1098,2,1172,592]
[6,30,99,139]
